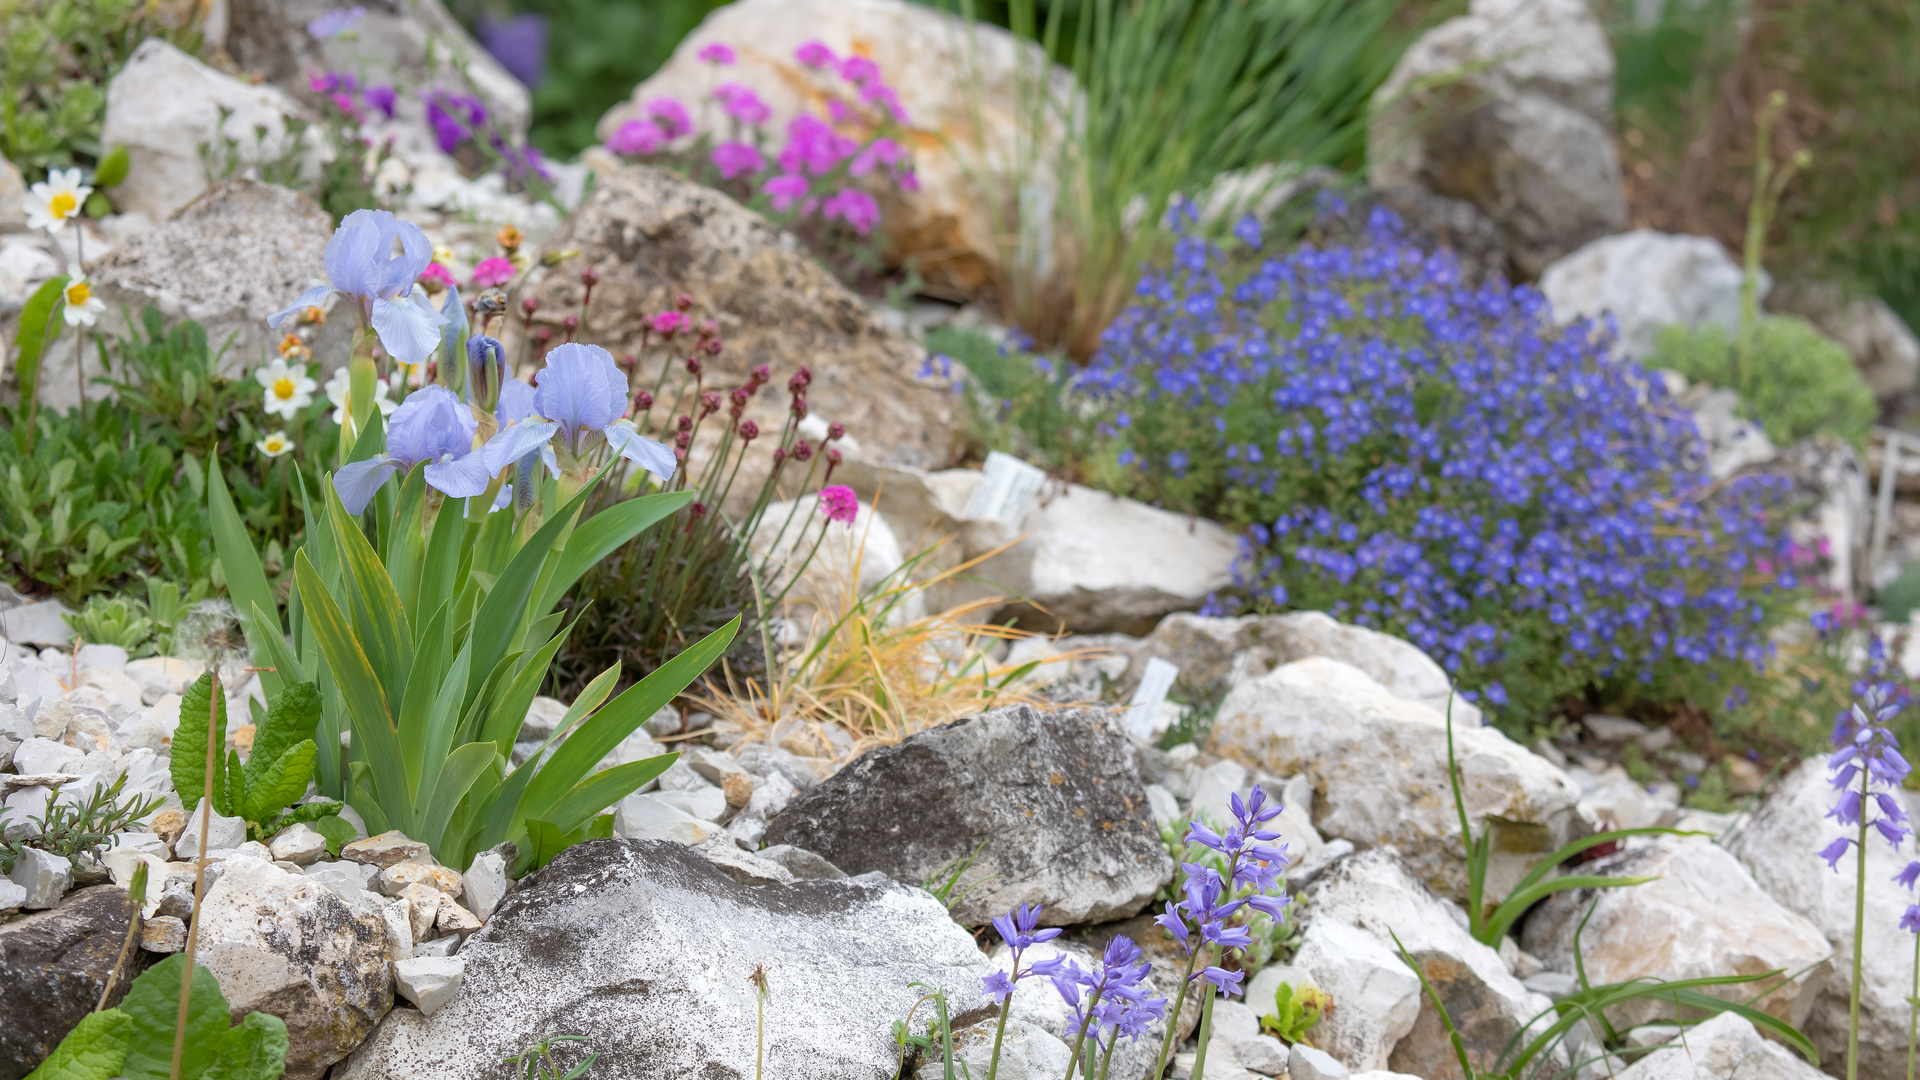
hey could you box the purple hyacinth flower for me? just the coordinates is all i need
[366,84,397,118]
[1905,905,1920,935]
[268,209,446,367]
[479,13,546,88]
[1819,837,1855,872]
[1199,966,1245,995]
[333,385,487,512]
[1897,861,1920,890]
[307,6,365,39]
[981,969,1017,1003]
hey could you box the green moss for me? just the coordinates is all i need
[1651,314,1876,449]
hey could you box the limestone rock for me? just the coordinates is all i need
[1287,920,1423,1072]
[1769,280,1920,401]
[0,599,74,648]
[598,0,1075,298]
[392,955,465,1018]
[194,856,396,1080]
[0,879,23,912]
[0,153,22,230]
[1539,230,1755,361]
[140,914,187,953]
[1369,0,1626,277]
[519,163,952,470]
[614,791,722,845]
[1612,1011,1825,1080]
[335,838,989,1080]
[268,821,329,866]
[1299,851,1555,1079]
[1209,658,1580,903]
[1722,758,1920,1078]
[342,829,431,868]
[1291,1044,1352,1080]
[1520,834,1830,1030]
[99,39,318,224]
[0,885,150,1079]
[751,494,909,620]
[174,803,247,860]
[377,858,464,898]
[461,850,510,921]
[764,704,1171,927]
[916,1019,1069,1080]
[8,846,72,909]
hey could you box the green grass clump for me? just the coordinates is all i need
[1651,315,1876,449]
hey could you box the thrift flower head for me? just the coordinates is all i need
[256,357,318,419]
[306,6,365,38]
[822,189,880,235]
[26,168,90,233]
[763,173,809,212]
[61,274,105,327]
[711,140,766,180]
[795,40,836,67]
[817,485,859,527]
[650,311,689,335]
[268,209,447,366]
[715,83,772,126]
[644,97,693,139]
[471,256,516,288]
[334,385,487,512]
[837,55,879,84]
[698,42,736,65]
[256,431,295,458]
[608,119,667,156]
[418,262,456,293]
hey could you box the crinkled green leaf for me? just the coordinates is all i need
[243,681,321,795]
[23,1009,131,1080]
[118,955,230,1080]
[200,1010,288,1080]
[242,740,317,825]
[171,673,228,814]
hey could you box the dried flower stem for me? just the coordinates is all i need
[95,860,148,1011]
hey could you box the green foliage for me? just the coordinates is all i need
[929,326,1099,478]
[13,276,68,420]
[0,0,202,180]
[1651,315,1875,449]
[1258,981,1331,1045]
[65,592,154,651]
[505,1033,598,1080]
[1,771,164,875]
[22,1009,131,1080]
[22,956,289,1080]
[208,434,734,869]
[172,674,333,840]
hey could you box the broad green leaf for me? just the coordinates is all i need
[535,490,691,614]
[295,551,411,835]
[385,466,429,622]
[477,626,574,752]
[118,956,230,1080]
[200,1009,288,1080]
[222,749,246,819]
[23,1008,131,1080]
[543,754,680,836]
[242,681,321,796]
[171,674,228,814]
[242,741,318,824]
[417,741,501,858]
[326,489,412,714]
[208,450,284,700]
[414,494,468,632]
[524,818,568,870]
[312,813,358,857]
[463,483,595,713]
[94,145,130,187]
[393,602,452,794]
[412,644,473,808]
[14,276,68,412]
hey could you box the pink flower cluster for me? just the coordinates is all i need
[604,38,916,239]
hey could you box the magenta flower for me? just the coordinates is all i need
[419,263,456,290]
[471,257,516,288]
[762,173,809,212]
[778,115,858,177]
[698,42,736,66]
[644,97,693,139]
[861,82,910,125]
[608,119,667,156]
[818,484,858,527]
[711,140,766,180]
[837,55,879,84]
[715,83,772,126]
[822,189,880,235]
[850,137,907,177]
[795,40,836,68]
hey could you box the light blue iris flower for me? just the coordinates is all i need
[268,209,447,367]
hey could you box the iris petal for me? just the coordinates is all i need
[425,453,494,499]
[484,419,560,472]
[370,295,449,367]
[267,284,336,328]
[604,421,678,481]
[333,456,402,514]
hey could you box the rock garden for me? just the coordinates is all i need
[4,0,1920,1078]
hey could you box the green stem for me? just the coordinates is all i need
[1190,988,1217,1080]
[1144,949,1202,1080]
[985,996,1013,1080]
[1062,985,1106,1080]
[1094,1033,1117,1080]
[1907,927,1918,1080]
[1851,766,1869,1080]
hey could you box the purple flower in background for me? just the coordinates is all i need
[762,173,808,212]
[425,91,488,154]
[644,97,693,139]
[307,6,364,38]
[850,137,906,177]
[980,902,1063,1004]
[715,82,772,126]
[333,385,486,512]
[778,115,858,177]
[711,140,766,180]
[822,188,880,235]
[796,40,836,68]
[837,55,879,84]
[698,42,736,66]
[479,13,546,88]
[608,119,667,156]
[365,83,397,119]
[267,209,446,366]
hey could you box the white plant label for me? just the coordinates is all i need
[961,451,1048,526]
[1124,657,1180,738]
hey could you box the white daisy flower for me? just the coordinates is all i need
[256,431,295,458]
[26,168,92,234]
[256,357,318,419]
[60,274,106,327]
[323,366,398,423]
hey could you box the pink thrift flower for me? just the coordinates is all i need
[850,137,906,177]
[778,115,858,177]
[419,262,456,289]
[822,189,881,235]
[644,97,694,139]
[837,55,879,84]
[827,99,853,125]
[471,256,515,288]
[714,83,772,126]
[796,40,836,68]
[711,140,767,180]
[861,82,910,125]
[698,42,736,65]
[817,484,858,526]
[762,173,809,212]
[650,311,688,334]
[608,119,667,156]
[896,168,921,193]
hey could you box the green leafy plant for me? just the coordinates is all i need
[0,772,163,874]
[207,427,736,871]
[505,1033,597,1080]
[1652,316,1875,450]
[892,982,962,1080]
[168,674,342,842]
[928,326,1100,480]
[64,591,156,652]
[23,955,288,1080]
[1258,981,1331,1046]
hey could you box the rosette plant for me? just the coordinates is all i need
[208,210,734,872]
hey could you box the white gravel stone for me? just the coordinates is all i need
[1291,1043,1352,1080]
[0,877,26,912]
[13,737,81,776]
[615,792,721,845]
[174,804,247,859]
[140,914,187,953]
[8,846,73,909]
[462,851,510,921]
[268,822,329,866]
[392,955,466,1017]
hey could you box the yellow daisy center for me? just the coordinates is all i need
[49,191,76,219]
[274,377,296,400]
[64,281,90,306]
[267,437,287,451]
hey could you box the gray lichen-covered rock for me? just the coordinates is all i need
[193,856,396,1080]
[335,838,990,1080]
[1298,851,1555,1079]
[1519,834,1830,1031]
[518,162,952,470]
[1539,230,1755,361]
[1369,0,1626,277]
[764,705,1172,927]
[1769,280,1920,401]
[1612,1011,1826,1080]
[1722,758,1918,1078]
[0,884,151,1080]
[1209,658,1580,904]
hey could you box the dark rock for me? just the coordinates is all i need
[763,704,1172,927]
[0,884,150,1080]
[334,838,989,1080]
